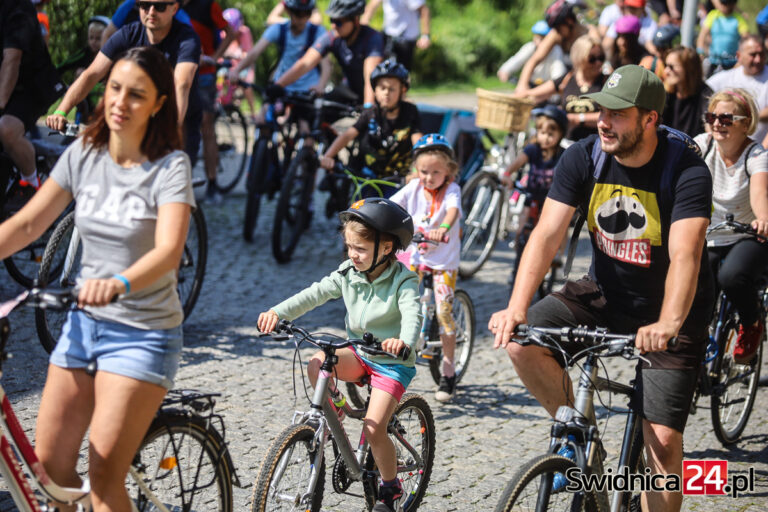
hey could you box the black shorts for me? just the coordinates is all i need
[5,87,52,132]
[527,276,708,432]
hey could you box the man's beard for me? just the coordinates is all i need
[602,118,645,159]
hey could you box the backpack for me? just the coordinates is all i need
[277,21,319,60]
[562,125,701,278]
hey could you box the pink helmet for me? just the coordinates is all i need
[615,15,641,35]
[223,8,244,31]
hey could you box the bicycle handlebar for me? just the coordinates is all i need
[411,232,450,245]
[707,213,768,243]
[269,319,411,361]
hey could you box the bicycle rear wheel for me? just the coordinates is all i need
[178,207,207,320]
[250,423,325,512]
[215,104,249,193]
[129,413,233,512]
[272,147,315,263]
[459,171,501,278]
[429,289,475,385]
[35,211,80,353]
[364,393,435,512]
[494,454,596,512]
[710,321,763,445]
[243,137,270,242]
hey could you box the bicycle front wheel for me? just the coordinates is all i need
[459,171,502,278]
[429,289,475,385]
[365,393,435,511]
[271,147,315,263]
[129,414,234,512]
[179,207,207,320]
[710,324,763,445]
[215,104,249,193]
[250,423,325,512]
[494,454,596,512]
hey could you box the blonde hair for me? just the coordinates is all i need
[708,88,758,135]
[413,150,459,180]
[570,34,602,68]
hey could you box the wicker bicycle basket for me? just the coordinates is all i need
[475,88,534,132]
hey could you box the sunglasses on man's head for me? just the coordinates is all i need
[137,1,175,13]
[331,17,350,26]
[703,112,748,126]
[587,53,605,64]
[288,8,312,18]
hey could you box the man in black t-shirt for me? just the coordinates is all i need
[47,0,201,161]
[489,66,714,512]
[0,0,64,190]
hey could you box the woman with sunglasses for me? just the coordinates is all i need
[694,88,768,365]
[5,47,193,511]
[514,34,605,142]
[662,46,711,136]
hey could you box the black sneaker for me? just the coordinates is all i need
[435,375,456,402]
[373,483,403,512]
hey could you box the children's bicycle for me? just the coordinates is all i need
[344,232,476,407]
[251,320,435,512]
[495,325,678,512]
[0,287,239,511]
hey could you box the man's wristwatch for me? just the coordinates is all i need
[419,34,430,40]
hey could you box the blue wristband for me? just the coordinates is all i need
[363,102,373,109]
[113,274,130,294]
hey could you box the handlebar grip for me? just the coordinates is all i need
[667,336,678,349]
[400,346,411,361]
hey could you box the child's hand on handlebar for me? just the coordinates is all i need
[258,310,280,333]
[427,227,448,242]
[319,156,335,170]
[752,217,768,238]
[381,337,405,356]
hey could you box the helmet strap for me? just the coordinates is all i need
[363,231,390,274]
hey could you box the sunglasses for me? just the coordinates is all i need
[330,17,350,26]
[587,53,605,64]
[703,112,749,126]
[287,8,311,18]
[137,1,175,13]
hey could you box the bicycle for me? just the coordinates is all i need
[271,94,360,263]
[344,232,476,408]
[495,325,678,512]
[239,84,313,242]
[250,320,435,512]
[33,180,208,353]
[325,160,403,208]
[688,214,767,446]
[0,286,239,511]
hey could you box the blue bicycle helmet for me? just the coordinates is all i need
[284,0,316,12]
[531,105,568,134]
[652,24,680,50]
[370,58,410,89]
[88,15,111,27]
[413,133,455,160]
[532,20,551,36]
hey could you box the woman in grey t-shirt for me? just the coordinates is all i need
[0,47,194,510]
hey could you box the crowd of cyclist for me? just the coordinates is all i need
[2,0,768,510]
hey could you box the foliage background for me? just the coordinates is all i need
[48,0,768,88]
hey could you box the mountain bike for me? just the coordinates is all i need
[324,160,403,210]
[0,287,239,511]
[688,214,766,446]
[251,320,435,512]
[33,182,208,353]
[271,95,359,263]
[495,325,678,512]
[240,85,313,242]
[345,232,476,408]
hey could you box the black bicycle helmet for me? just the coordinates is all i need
[531,105,568,134]
[545,0,583,28]
[340,197,414,249]
[412,133,455,160]
[370,58,410,89]
[652,24,680,50]
[284,0,316,12]
[326,0,366,18]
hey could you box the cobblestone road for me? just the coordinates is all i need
[1,173,766,511]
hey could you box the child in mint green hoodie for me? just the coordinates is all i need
[257,197,420,512]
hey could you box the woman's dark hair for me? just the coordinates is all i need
[82,46,180,161]
[611,33,646,69]
[664,46,703,99]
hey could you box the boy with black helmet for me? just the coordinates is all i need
[271,0,383,105]
[258,197,420,512]
[320,58,422,185]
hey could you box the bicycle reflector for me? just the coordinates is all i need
[159,457,179,470]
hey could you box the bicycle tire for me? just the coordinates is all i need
[35,211,80,353]
[250,423,325,512]
[215,104,249,193]
[710,322,763,445]
[364,393,435,512]
[129,413,233,512]
[494,454,597,512]
[459,171,502,278]
[428,289,476,385]
[344,381,368,410]
[243,137,270,242]
[4,236,50,287]
[179,207,208,320]
[272,147,315,263]
[621,421,646,512]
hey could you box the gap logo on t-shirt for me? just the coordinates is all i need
[586,183,662,267]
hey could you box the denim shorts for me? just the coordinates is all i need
[50,311,183,389]
[351,349,417,402]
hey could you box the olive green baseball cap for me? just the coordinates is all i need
[581,65,666,114]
